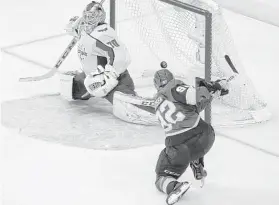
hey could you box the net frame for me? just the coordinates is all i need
[107,0,271,127]
[110,0,213,123]
[160,0,213,124]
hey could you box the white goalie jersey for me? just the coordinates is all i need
[77,23,131,75]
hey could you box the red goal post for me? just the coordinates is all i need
[107,0,271,127]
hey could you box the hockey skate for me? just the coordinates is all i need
[190,158,207,187]
[166,181,191,205]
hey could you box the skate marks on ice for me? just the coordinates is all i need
[1,94,164,150]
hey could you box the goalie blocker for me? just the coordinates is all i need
[59,68,157,125]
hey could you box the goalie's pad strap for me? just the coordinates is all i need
[113,92,158,126]
[113,91,155,107]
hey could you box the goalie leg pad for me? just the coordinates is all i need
[105,70,136,104]
[113,91,158,126]
[59,71,90,101]
[73,72,91,100]
[59,72,75,101]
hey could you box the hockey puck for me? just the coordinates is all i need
[160,61,167,68]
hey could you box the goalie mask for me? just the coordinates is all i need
[153,69,174,90]
[82,1,106,34]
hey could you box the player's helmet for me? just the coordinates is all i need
[82,1,106,34]
[153,69,174,90]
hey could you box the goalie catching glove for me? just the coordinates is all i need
[84,64,119,97]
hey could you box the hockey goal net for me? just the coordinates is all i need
[105,0,271,127]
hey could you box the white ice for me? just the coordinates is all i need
[1,0,279,205]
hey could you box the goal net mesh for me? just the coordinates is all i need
[107,0,271,127]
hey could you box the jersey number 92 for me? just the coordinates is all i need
[156,100,186,132]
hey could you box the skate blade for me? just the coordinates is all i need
[200,178,205,188]
[166,182,191,205]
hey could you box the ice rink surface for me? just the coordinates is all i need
[1,0,279,205]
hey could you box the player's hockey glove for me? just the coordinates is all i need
[213,79,229,96]
[198,79,229,96]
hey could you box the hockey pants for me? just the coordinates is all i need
[155,119,215,179]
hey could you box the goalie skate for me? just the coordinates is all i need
[166,181,191,205]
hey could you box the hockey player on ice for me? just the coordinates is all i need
[61,1,156,125]
[152,69,228,205]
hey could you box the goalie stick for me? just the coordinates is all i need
[19,37,78,82]
[19,0,106,82]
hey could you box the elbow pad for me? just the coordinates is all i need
[185,86,196,105]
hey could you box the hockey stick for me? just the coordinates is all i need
[19,37,78,82]
[224,54,239,82]
[209,55,239,96]
[19,0,106,82]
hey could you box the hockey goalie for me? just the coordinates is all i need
[61,1,157,125]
